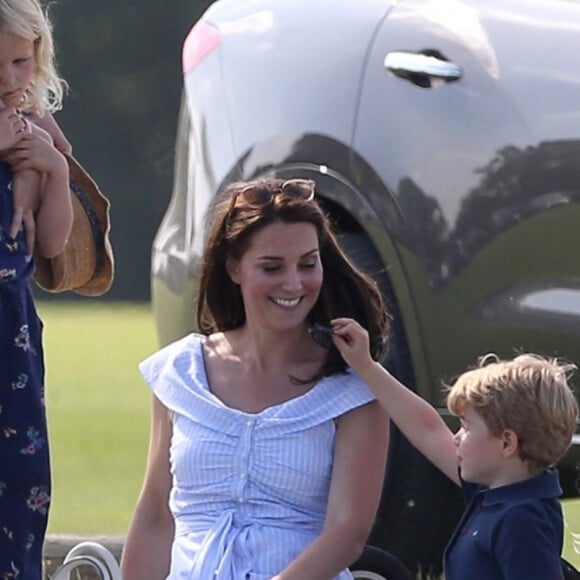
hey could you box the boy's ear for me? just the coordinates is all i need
[501,429,519,457]
[226,256,240,284]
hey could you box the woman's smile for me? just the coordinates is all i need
[271,296,303,308]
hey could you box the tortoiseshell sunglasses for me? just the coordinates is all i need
[308,323,335,350]
[229,178,315,210]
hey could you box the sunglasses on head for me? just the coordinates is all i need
[308,323,335,350]
[230,178,316,209]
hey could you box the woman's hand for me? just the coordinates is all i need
[0,108,27,152]
[331,317,375,374]
[3,132,67,176]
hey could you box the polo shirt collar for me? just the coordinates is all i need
[478,468,562,506]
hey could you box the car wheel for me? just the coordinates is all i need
[350,545,413,580]
[337,232,464,576]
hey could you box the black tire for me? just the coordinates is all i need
[338,232,465,576]
[562,557,580,579]
[350,545,413,580]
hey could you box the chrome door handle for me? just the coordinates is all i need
[384,51,462,85]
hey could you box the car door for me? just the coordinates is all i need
[353,0,580,407]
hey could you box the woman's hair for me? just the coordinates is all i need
[197,178,390,379]
[447,353,579,471]
[0,0,67,114]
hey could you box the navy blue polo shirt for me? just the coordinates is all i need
[444,469,564,580]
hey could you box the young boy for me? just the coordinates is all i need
[331,317,579,580]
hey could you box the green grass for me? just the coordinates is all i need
[36,302,580,570]
[564,499,580,568]
[38,301,157,535]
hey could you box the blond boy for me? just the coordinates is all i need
[332,317,578,580]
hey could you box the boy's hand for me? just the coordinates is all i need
[330,317,375,374]
[0,108,27,151]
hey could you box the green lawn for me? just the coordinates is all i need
[37,302,580,569]
[38,301,157,535]
[564,499,580,568]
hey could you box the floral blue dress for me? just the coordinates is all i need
[0,161,50,580]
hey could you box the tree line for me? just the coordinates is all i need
[42,0,213,300]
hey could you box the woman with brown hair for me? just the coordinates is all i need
[121,178,390,580]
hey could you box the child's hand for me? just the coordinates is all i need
[0,108,27,151]
[330,317,375,374]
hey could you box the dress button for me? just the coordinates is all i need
[246,419,253,427]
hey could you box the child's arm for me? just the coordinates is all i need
[495,503,564,580]
[331,317,460,485]
[4,132,72,257]
[28,111,72,155]
[10,170,42,253]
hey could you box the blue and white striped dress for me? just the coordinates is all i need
[139,333,376,580]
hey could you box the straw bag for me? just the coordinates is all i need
[33,155,114,296]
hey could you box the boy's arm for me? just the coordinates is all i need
[331,317,460,485]
[495,503,564,579]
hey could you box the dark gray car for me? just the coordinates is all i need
[151,0,580,575]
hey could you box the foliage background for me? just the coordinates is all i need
[44,0,213,301]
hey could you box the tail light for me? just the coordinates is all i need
[182,20,221,75]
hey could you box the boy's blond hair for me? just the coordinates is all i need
[447,353,578,472]
[0,0,67,114]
